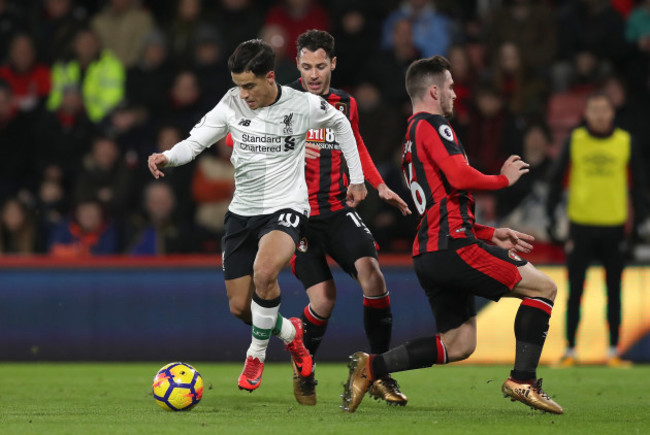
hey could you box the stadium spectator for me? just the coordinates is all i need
[488,41,548,116]
[190,27,231,111]
[0,82,34,203]
[485,0,557,73]
[329,3,381,88]
[0,0,26,62]
[127,181,195,255]
[0,33,51,115]
[0,197,36,254]
[46,27,126,123]
[464,84,525,175]
[35,84,96,191]
[161,70,204,135]
[73,136,132,219]
[496,122,553,240]
[381,0,457,58]
[553,0,628,92]
[31,0,86,64]
[34,173,68,253]
[259,24,296,85]
[125,30,177,119]
[626,0,650,45]
[447,43,476,140]
[91,0,155,68]
[190,139,234,250]
[213,0,265,56]
[547,92,646,367]
[164,0,215,67]
[364,18,420,114]
[265,0,330,59]
[48,197,119,256]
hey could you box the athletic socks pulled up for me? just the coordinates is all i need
[301,305,328,357]
[371,334,447,379]
[363,292,393,354]
[511,297,554,381]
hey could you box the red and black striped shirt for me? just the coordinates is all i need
[287,79,383,218]
[401,112,509,256]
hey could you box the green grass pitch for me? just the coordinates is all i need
[2,362,649,434]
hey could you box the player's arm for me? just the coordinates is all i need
[309,94,366,206]
[421,122,525,190]
[350,97,410,215]
[148,100,231,178]
[490,227,534,254]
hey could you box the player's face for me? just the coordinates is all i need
[296,48,336,95]
[585,96,614,134]
[231,70,277,110]
[439,70,456,118]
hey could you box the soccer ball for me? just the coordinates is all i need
[152,362,204,411]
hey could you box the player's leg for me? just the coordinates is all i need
[330,209,407,405]
[600,226,626,365]
[342,250,474,412]
[225,276,254,324]
[562,223,593,363]
[502,262,563,413]
[291,222,334,405]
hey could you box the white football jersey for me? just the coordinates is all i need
[163,85,363,216]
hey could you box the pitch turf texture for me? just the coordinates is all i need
[2,363,648,434]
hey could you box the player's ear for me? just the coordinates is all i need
[430,84,439,101]
[266,70,276,84]
[331,56,337,71]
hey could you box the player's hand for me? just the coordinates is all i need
[305,143,320,160]
[377,183,411,216]
[492,227,534,254]
[500,155,530,186]
[148,153,168,179]
[346,183,368,208]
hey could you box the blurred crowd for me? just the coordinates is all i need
[0,0,649,256]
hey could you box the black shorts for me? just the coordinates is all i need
[413,239,527,333]
[292,209,378,289]
[222,209,307,280]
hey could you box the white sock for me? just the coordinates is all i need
[564,347,576,357]
[608,346,618,358]
[247,296,280,362]
[276,316,296,345]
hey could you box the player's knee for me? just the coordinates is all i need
[537,276,557,302]
[358,265,386,296]
[253,264,279,290]
[447,340,476,362]
[229,300,251,322]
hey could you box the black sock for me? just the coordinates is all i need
[363,292,392,354]
[371,335,447,379]
[301,305,328,358]
[511,297,553,381]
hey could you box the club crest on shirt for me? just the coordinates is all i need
[298,237,308,253]
[282,112,294,134]
[333,102,348,116]
[508,250,522,262]
[438,124,454,142]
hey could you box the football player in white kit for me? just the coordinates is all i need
[147,39,367,392]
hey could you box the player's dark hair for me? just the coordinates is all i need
[405,55,451,101]
[228,39,275,76]
[296,29,335,59]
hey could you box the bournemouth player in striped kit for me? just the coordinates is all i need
[287,30,411,406]
[341,55,565,414]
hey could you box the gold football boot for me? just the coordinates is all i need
[502,377,564,414]
[341,352,372,413]
[292,360,317,405]
[368,375,408,406]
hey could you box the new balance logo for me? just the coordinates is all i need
[239,119,251,126]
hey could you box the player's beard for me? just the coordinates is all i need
[442,99,454,119]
